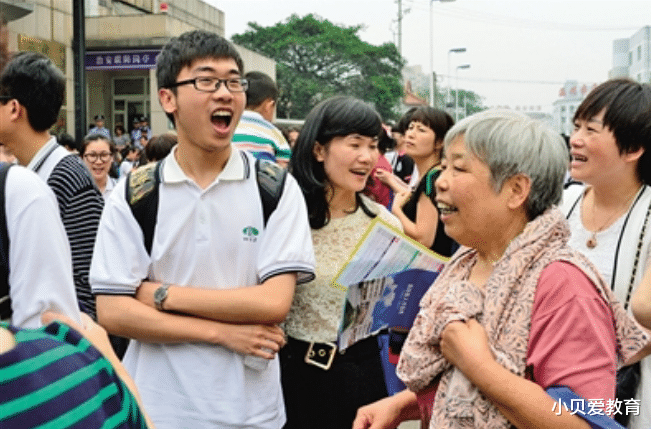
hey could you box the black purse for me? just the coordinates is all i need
[615,362,641,426]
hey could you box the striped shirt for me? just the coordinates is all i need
[233,110,291,164]
[28,138,104,320]
[0,321,147,428]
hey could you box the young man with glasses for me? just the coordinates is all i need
[90,30,315,428]
[0,52,104,321]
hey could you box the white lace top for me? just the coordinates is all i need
[283,196,401,343]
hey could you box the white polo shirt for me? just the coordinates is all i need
[90,147,315,429]
[3,166,81,328]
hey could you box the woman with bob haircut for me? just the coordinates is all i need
[282,96,402,429]
[353,109,649,429]
[378,106,456,256]
[562,78,651,428]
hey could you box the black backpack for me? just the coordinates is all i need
[125,157,287,254]
[0,163,14,320]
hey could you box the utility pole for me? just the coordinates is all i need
[395,0,410,58]
[397,0,402,57]
[72,0,86,146]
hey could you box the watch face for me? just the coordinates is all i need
[154,285,168,305]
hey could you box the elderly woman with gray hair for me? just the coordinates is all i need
[352,109,650,429]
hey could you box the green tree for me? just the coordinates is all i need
[232,14,405,120]
[448,89,485,119]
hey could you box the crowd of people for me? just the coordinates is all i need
[2,24,651,429]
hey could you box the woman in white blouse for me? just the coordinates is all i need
[283,96,402,429]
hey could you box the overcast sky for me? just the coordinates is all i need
[210,0,650,112]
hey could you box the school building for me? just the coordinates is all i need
[0,0,275,137]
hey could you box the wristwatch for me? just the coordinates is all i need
[154,283,171,311]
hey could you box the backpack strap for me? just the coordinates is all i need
[125,161,162,255]
[0,163,14,320]
[126,158,286,256]
[255,158,287,227]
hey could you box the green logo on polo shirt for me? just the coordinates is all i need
[242,226,259,242]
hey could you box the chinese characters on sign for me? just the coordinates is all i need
[85,50,160,71]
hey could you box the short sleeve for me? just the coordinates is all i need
[256,173,316,284]
[89,177,151,295]
[6,167,82,328]
[527,261,617,402]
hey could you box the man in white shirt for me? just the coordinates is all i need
[0,164,81,328]
[91,30,315,429]
[0,52,104,320]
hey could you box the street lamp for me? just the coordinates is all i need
[429,0,455,107]
[447,47,466,110]
[455,64,470,121]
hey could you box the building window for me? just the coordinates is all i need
[638,45,642,62]
[114,78,145,96]
[629,51,633,65]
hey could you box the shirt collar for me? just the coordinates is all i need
[26,136,59,172]
[162,145,248,185]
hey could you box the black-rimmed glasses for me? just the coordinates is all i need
[83,152,113,163]
[0,95,13,103]
[166,77,248,93]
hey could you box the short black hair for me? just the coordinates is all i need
[244,71,279,108]
[574,78,651,184]
[408,106,455,144]
[394,107,417,135]
[57,133,78,152]
[156,30,244,126]
[0,52,65,132]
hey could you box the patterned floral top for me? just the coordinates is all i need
[283,195,401,343]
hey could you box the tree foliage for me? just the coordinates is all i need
[232,14,404,120]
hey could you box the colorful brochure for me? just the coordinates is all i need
[332,218,449,350]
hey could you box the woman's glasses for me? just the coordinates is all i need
[84,152,112,163]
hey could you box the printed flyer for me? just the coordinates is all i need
[332,218,449,350]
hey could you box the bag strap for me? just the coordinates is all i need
[0,163,14,320]
[623,193,651,309]
[126,158,287,255]
[255,158,287,227]
[125,160,162,255]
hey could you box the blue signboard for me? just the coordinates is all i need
[85,50,160,70]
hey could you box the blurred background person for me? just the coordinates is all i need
[88,114,111,139]
[385,108,417,188]
[145,133,177,163]
[119,145,141,177]
[233,71,291,166]
[57,132,78,153]
[363,125,394,209]
[113,123,130,152]
[130,117,141,142]
[283,125,301,150]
